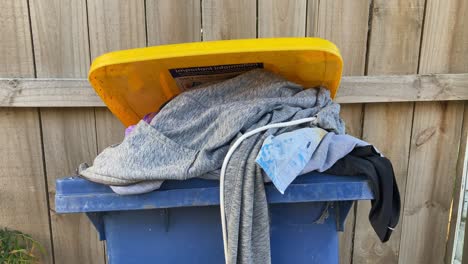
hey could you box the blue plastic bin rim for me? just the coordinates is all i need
[55,172,373,214]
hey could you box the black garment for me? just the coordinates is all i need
[325,145,400,242]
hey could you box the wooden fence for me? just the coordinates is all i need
[1,0,467,263]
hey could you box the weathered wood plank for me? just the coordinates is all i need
[0,78,102,106]
[306,0,319,37]
[29,0,90,78]
[0,109,53,264]
[202,0,256,40]
[359,103,414,264]
[419,7,468,261]
[357,0,425,263]
[309,1,370,263]
[0,0,34,77]
[336,73,468,103]
[258,0,307,37]
[312,0,370,76]
[419,0,468,74]
[340,105,364,138]
[146,0,201,45]
[452,102,468,264]
[87,0,146,152]
[1,73,467,107]
[365,0,425,75]
[337,105,363,264]
[463,161,468,264]
[29,0,105,263]
[0,2,53,263]
[95,108,125,152]
[400,0,468,263]
[399,101,464,264]
[41,108,103,264]
[87,0,146,59]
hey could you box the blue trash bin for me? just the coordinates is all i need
[55,172,373,264]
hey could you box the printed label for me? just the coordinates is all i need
[169,63,264,91]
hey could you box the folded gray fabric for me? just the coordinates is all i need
[80,69,344,264]
[300,132,372,173]
[110,180,163,195]
[110,170,221,195]
[109,132,374,196]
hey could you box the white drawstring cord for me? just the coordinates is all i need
[219,116,318,263]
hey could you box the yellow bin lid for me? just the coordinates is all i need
[89,37,343,127]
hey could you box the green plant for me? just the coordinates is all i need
[0,228,45,264]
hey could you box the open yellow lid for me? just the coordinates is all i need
[89,37,343,126]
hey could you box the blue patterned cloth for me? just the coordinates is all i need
[257,129,374,194]
[255,127,327,194]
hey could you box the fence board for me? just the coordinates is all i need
[309,1,370,263]
[399,0,468,263]
[451,102,468,264]
[95,108,125,152]
[314,0,370,76]
[365,0,425,75]
[336,73,468,103]
[146,0,201,45]
[360,103,414,263]
[419,0,468,74]
[202,0,256,40]
[258,0,306,37]
[0,78,100,106]
[29,0,89,78]
[357,0,425,263]
[0,109,53,264]
[337,104,363,264]
[0,0,34,77]
[0,1,53,263]
[41,108,102,264]
[400,102,464,264]
[88,0,146,60]
[1,73,467,107]
[29,0,105,263]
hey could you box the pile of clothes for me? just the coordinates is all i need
[79,69,400,264]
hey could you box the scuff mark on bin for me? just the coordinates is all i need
[314,202,331,224]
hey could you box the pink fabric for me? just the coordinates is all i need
[124,112,157,136]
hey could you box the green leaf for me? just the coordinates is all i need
[0,227,45,263]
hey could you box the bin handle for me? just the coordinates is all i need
[220,116,318,263]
